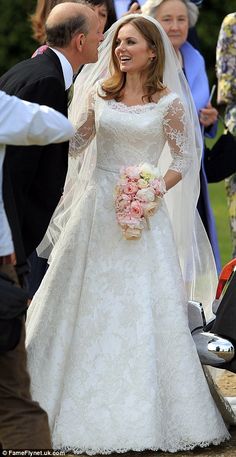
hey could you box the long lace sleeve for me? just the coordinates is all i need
[163,97,192,177]
[69,89,96,158]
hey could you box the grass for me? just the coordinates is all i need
[209,181,232,268]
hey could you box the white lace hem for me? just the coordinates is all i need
[56,434,230,455]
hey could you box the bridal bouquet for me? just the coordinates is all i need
[115,163,166,240]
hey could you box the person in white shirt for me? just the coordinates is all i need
[0,90,74,260]
[0,89,74,451]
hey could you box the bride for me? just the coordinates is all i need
[26,14,231,453]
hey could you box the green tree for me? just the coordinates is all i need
[196,0,236,88]
[0,0,36,76]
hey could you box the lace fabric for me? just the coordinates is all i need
[27,91,231,453]
[70,90,191,175]
[58,437,228,455]
[162,97,192,176]
[68,109,95,159]
[69,89,96,159]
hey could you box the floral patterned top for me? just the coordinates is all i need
[216,12,236,136]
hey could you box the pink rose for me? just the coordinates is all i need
[115,200,130,212]
[130,200,143,218]
[150,178,166,196]
[121,193,132,201]
[124,166,140,179]
[123,182,139,195]
[117,212,128,225]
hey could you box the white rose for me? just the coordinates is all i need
[140,163,153,174]
[137,178,148,188]
[143,200,160,217]
[136,188,155,202]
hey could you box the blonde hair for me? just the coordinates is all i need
[30,0,81,44]
[101,16,166,103]
[142,0,199,28]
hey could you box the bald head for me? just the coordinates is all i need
[45,2,96,48]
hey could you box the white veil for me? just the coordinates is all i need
[38,14,218,313]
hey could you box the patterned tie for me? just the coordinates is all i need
[67,84,74,107]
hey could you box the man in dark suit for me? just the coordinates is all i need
[0,1,103,257]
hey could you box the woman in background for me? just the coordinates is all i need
[142,0,221,273]
[30,0,61,44]
[216,12,236,258]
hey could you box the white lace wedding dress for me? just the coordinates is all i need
[26,91,230,453]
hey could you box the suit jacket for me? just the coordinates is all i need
[0,49,69,257]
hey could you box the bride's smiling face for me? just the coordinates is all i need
[114,24,156,74]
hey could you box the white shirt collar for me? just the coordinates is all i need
[49,48,73,90]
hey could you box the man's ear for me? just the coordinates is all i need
[75,33,86,51]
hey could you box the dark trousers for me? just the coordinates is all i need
[0,264,51,450]
[28,250,48,299]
